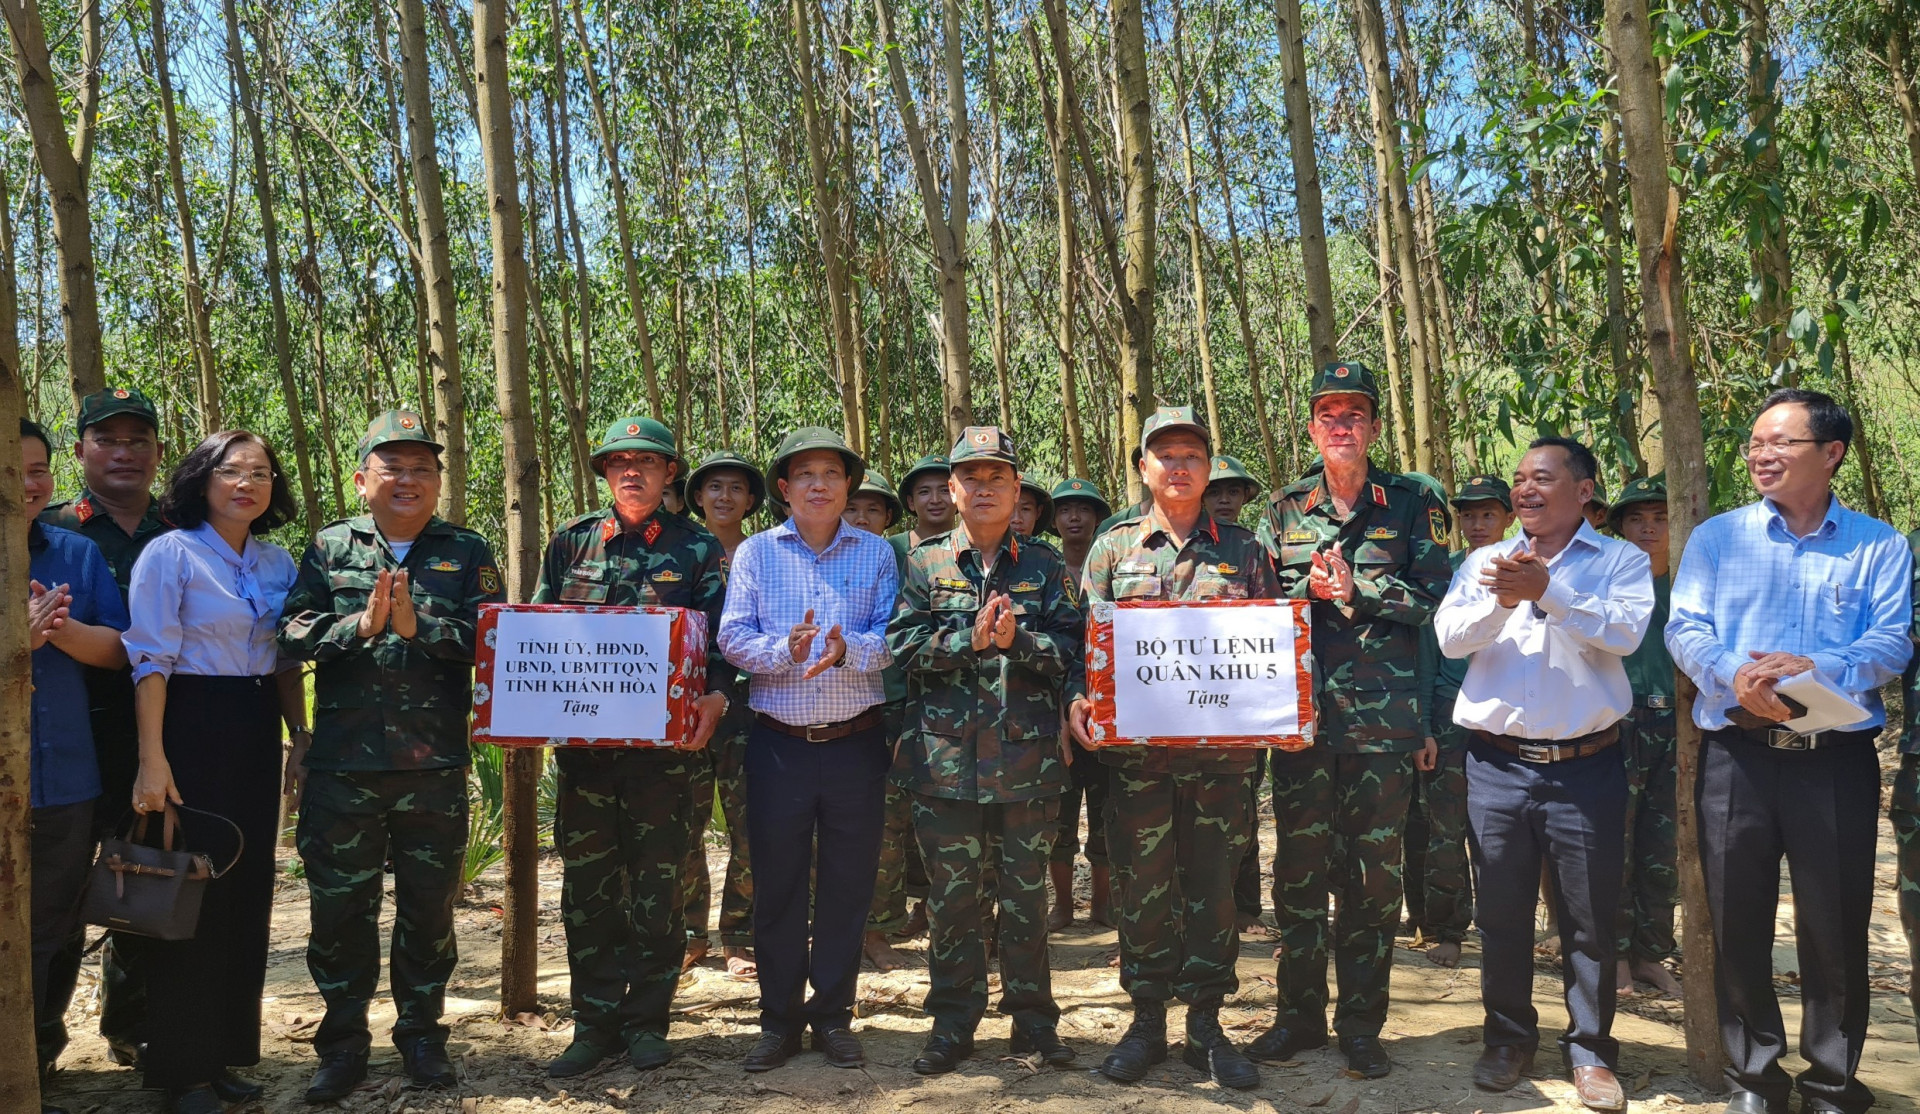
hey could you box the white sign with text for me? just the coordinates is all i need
[1111,605,1304,739]
[488,609,673,740]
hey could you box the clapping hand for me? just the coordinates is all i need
[27,579,72,651]
[1482,537,1548,607]
[1308,547,1354,602]
[388,570,418,639]
[791,608,847,679]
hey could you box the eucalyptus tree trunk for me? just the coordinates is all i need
[399,0,468,521]
[287,129,347,518]
[474,0,543,1020]
[793,0,864,444]
[983,0,1013,432]
[1024,22,1088,481]
[1272,0,1336,368]
[2,0,104,404]
[875,0,973,440]
[149,0,221,432]
[1600,111,1641,478]
[1742,0,1793,376]
[372,1,432,438]
[1171,10,1220,451]
[1606,0,1721,1085]
[223,0,321,533]
[1112,0,1158,482]
[1891,19,1920,187]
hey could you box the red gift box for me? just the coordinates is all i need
[1084,598,1314,750]
[471,603,708,748]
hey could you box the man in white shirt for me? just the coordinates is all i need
[1435,437,1653,1112]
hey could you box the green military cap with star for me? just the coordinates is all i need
[1308,360,1380,406]
[1140,405,1210,450]
[356,408,442,460]
[1452,473,1512,511]
[1608,474,1667,528]
[592,416,678,463]
[78,385,160,434]
[1050,476,1111,521]
[766,425,865,486]
[898,452,950,494]
[856,468,905,528]
[949,425,1020,470]
[1208,454,1262,491]
[684,448,767,518]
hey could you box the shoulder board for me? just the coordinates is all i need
[1024,534,1060,556]
[559,509,610,534]
[323,517,357,532]
[911,529,955,550]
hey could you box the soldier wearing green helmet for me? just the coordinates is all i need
[1044,477,1113,932]
[533,416,734,1079]
[845,469,904,535]
[1205,455,1263,528]
[1012,474,1054,538]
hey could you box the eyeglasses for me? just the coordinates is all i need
[1738,438,1829,461]
[86,435,157,454]
[368,466,442,483]
[213,466,275,486]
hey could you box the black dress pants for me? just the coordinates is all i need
[1698,730,1878,1114]
[745,721,888,1036]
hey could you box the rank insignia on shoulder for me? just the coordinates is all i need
[1215,563,1239,575]
[74,499,94,524]
[428,559,462,573]
[934,577,972,590]
[1364,528,1398,541]
[478,566,502,594]
[1010,579,1042,592]
[1429,506,1449,543]
[651,569,683,582]
[1283,529,1316,544]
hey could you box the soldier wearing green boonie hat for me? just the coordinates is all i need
[1016,475,1054,538]
[1051,477,1111,522]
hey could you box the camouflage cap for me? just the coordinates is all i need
[356,408,442,460]
[898,453,951,495]
[1608,474,1667,527]
[1050,476,1112,521]
[1018,474,1055,535]
[592,416,678,463]
[949,425,1020,471]
[1308,360,1380,407]
[1452,472,1512,511]
[767,425,865,486]
[855,469,905,528]
[684,449,767,518]
[1140,405,1210,451]
[77,386,159,435]
[1207,454,1262,491]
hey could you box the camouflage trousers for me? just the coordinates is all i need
[1106,759,1256,1006]
[1890,752,1920,1045]
[1618,705,1678,961]
[297,767,467,1057]
[555,748,694,1040]
[869,779,931,934]
[1404,724,1472,943]
[683,713,754,948]
[912,793,1061,1035]
[1269,746,1416,1037]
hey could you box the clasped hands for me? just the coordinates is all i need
[970,592,1018,652]
[1479,540,1549,607]
[356,569,419,639]
[1733,651,1816,723]
[27,579,73,651]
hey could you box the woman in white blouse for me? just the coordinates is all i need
[121,430,308,1114]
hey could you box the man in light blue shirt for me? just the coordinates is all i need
[1667,388,1911,1114]
[718,427,896,1073]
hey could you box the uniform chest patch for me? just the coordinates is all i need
[934,577,971,590]
[1117,561,1156,576]
[478,566,501,594]
[1283,529,1316,544]
[1214,563,1239,575]
[1365,528,1398,540]
[1009,579,1042,592]
[428,558,462,573]
[652,569,683,583]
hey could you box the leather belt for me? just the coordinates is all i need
[1472,724,1620,764]
[1638,694,1672,710]
[755,708,885,743]
[1719,725,1875,752]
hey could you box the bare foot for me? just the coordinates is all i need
[1616,958,1637,996]
[1047,903,1073,932]
[682,938,710,971]
[903,901,929,939]
[863,929,904,971]
[724,945,758,980]
[1106,950,1122,969]
[1427,941,1461,968]
[1632,955,1682,997]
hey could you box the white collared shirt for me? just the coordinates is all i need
[1434,520,1654,740]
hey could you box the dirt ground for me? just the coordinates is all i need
[44,746,1920,1114]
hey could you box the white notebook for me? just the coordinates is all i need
[1775,670,1871,734]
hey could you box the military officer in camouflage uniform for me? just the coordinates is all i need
[1408,473,1511,968]
[1251,362,1453,1079]
[1205,454,1269,931]
[37,386,174,1069]
[1067,406,1279,1091]
[1607,477,1683,999]
[279,411,504,1100]
[887,427,1083,1074]
[1898,527,1920,1047]
[534,417,732,1077]
[1047,477,1112,931]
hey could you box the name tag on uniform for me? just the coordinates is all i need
[1117,560,1157,576]
[1283,529,1316,544]
[935,577,972,590]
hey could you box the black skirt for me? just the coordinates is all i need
[138,673,282,1089]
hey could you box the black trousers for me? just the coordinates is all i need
[31,798,95,1064]
[1698,731,1878,1113]
[1466,737,1626,1070]
[744,721,888,1036]
[1234,749,1266,917]
[139,675,282,1090]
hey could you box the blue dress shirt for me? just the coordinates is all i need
[123,522,299,684]
[718,517,897,725]
[1666,495,1912,731]
[29,522,130,808]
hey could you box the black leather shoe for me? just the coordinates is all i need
[811,1027,865,1068]
[210,1067,265,1102]
[399,1039,458,1089]
[912,1033,974,1075]
[1184,1007,1260,1090]
[166,1086,225,1114]
[1010,1025,1075,1066]
[743,1030,803,1072]
[1098,1003,1169,1083]
[104,1037,145,1070]
[1246,1024,1328,1064]
[1722,1091,1783,1114]
[306,1050,370,1102]
[1339,1034,1391,1079]
[1472,1044,1535,1092]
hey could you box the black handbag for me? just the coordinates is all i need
[81,804,245,940]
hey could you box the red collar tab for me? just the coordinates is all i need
[599,516,619,544]
[74,497,94,524]
[1302,485,1321,512]
[1206,515,1220,544]
[1008,533,1019,562]
[643,518,663,547]
[1370,482,1388,508]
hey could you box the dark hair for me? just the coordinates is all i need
[160,430,299,535]
[19,417,51,457]
[1526,436,1598,483]
[1755,388,1851,467]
